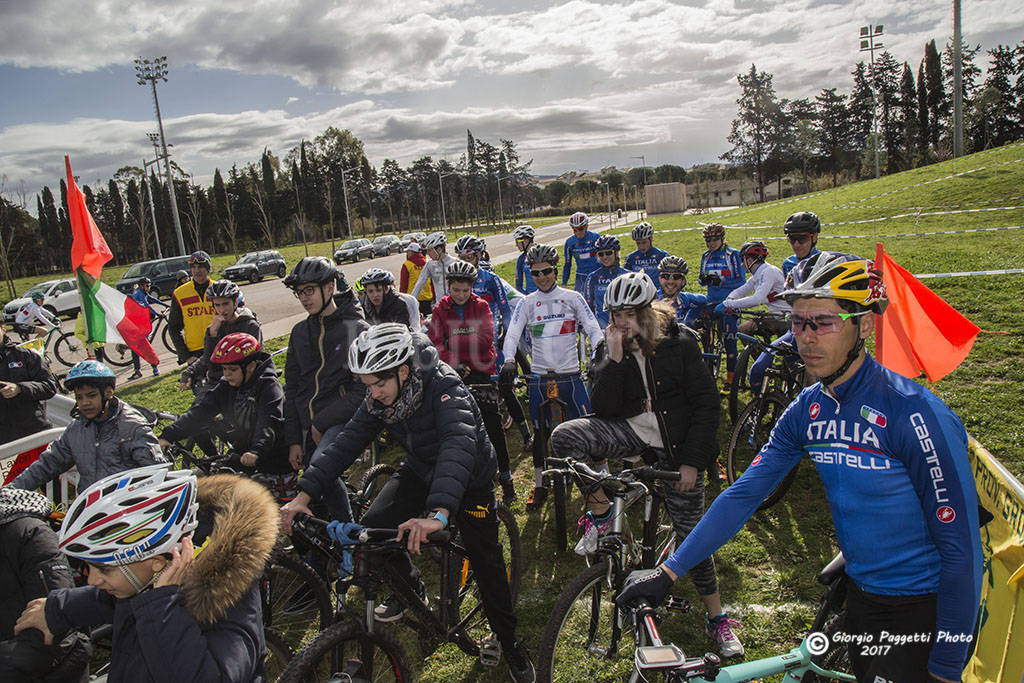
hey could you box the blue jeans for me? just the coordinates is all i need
[307,423,354,523]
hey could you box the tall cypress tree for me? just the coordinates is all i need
[870,51,902,172]
[924,39,948,148]
[917,61,931,159]
[899,63,921,169]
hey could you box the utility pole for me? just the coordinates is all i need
[952,0,964,158]
[859,25,885,179]
[135,56,185,254]
[631,155,647,218]
[340,166,358,239]
[144,134,165,258]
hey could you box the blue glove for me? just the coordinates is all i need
[714,302,727,316]
[326,521,362,579]
[614,567,674,609]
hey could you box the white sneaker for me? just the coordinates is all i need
[706,613,744,657]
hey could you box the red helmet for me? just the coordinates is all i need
[211,333,261,364]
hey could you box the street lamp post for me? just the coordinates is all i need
[858,25,884,179]
[437,170,456,232]
[631,155,647,219]
[340,166,358,239]
[134,56,186,255]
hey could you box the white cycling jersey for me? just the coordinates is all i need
[724,261,791,316]
[15,302,59,329]
[502,285,603,375]
[411,253,457,306]
[396,291,422,332]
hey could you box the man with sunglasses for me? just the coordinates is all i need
[281,256,368,524]
[562,212,602,293]
[781,211,821,276]
[500,244,604,510]
[617,252,982,683]
[657,256,710,327]
[584,234,630,328]
[168,251,216,366]
[698,224,746,391]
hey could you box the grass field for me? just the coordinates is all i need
[113,143,1023,680]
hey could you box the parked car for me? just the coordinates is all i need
[334,239,375,264]
[115,255,192,299]
[3,279,79,323]
[223,250,287,283]
[371,235,402,257]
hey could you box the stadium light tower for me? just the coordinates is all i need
[135,56,185,255]
[858,25,884,179]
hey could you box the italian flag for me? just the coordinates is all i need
[66,156,159,366]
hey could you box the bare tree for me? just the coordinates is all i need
[247,168,275,247]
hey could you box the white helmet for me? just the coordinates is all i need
[604,271,658,311]
[569,212,589,229]
[421,232,446,250]
[348,323,415,375]
[446,261,479,281]
[631,221,654,241]
[59,464,199,566]
[512,225,535,241]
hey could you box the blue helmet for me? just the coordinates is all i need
[66,360,117,390]
[595,235,620,252]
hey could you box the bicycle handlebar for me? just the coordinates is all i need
[544,457,681,484]
[293,513,451,546]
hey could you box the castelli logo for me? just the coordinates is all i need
[937,506,956,523]
[809,402,821,419]
[536,301,542,307]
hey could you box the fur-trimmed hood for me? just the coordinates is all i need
[182,474,279,624]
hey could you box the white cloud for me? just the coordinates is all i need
[285,97,300,105]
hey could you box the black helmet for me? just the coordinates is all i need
[526,244,559,266]
[208,279,240,300]
[175,270,189,282]
[739,240,769,264]
[658,255,689,276]
[783,211,821,235]
[284,256,339,288]
[188,251,212,270]
[138,276,151,285]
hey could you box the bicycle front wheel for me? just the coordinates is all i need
[263,551,334,656]
[102,343,135,367]
[537,559,631,683]
[726,391,798,510]
[52,332,89,368]
[161,322,175,354]
[277,619,413,683]
[728,344,755,424]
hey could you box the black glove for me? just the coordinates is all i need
[455,363,469,379]
[614,567,674,610]
[499,360,517,388]
[699,273,722,287]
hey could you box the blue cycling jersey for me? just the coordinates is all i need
[473,267,511,337]
[562,231,602,291]
[584,264,629,328]
[664,292,710,328]
[699,246,745,302]
[515,252,537,293]
[663,355,981,680]
[625,246,668,285]
[782,247,821,276]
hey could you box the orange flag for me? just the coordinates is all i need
[874,242,979,382]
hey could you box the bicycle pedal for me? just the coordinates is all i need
[478,636,502,667]
[665,596,691,614]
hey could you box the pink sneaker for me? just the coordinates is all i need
[706,613,744,657]
[574,511,613,555]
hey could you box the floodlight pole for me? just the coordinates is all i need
[858,26,884,179]
[952,0,964,158]
[340,166,358,239]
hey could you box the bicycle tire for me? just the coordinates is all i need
[277,619,413,683]
[641,495,678,569]
[728,344,755,424]
[726,392,798,511]
[802,612,852,683]
[552,471,568,553]
[263,550,334,657]
[537,559,631,683]
[699,321,722,379]
[264,628,294,681]
[52,332,89,368]
[161,322,175,354]
[103,343,135,367]
[353,463,397,522]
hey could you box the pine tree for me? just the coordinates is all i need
[924,39,949,149]
[871,51,902,172]
[814,88,853,186]
[899,63,921,169]
[849,62,875,161]
[721,64,779,202]
[917,61,931,160]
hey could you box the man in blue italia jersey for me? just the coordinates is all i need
[781,211,821,276]
[562,212,601,292]
[698,222,746,390]
[454,235,511,340]
[657,256,711,328]
[624,221,668,285]
[584,235,629,328]
[513,225,538,294]
[617,252,982,683]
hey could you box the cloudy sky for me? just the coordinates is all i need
[1,0,1021,204]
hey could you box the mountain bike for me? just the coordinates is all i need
[727,313,789,423]
[100,311,174,367]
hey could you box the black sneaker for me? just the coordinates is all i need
[506,641,536,683]
[525,486,548,511]
[373,594,407,623]
[127,371,143,380]
[517,421,533,449]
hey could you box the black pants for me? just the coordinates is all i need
[466,372,512,477]
[361,469,518,648]
[844,582,937,683]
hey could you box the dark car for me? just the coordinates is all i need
[223,250,287,283]
[371,235,402,257]
[115,255,192,299]
[333,238,375,264]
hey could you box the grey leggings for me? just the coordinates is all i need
[550,416,719,596]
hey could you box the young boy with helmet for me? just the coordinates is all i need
[12,291,60,339]
[0,328,58,445]
[16,464,279,682]
[280,324,536,682]
[429,262,517,502]
[400,236,434,317]
[359,268,421,331]
[174,270,189,288]
[716,241,790,336]
[562,212,601,292]
[127,277,169,380]
[550,272,743,657]
[179,279,262,391]
[168,251,216,366]
[512,225,538,293]
[584,234,630,328]
[282,257,368,524]
[698,223,746,389]
[159,334,296,498]
[8,360,165,493]
[624,221,668,284]
[781,211,821,276]
[411,232,457,308]
[500,244,604,510]
[617,253,982,682]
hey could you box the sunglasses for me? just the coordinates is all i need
[596,250,616,257]
[530,267,556,277]
[704,236,722,243]
[659,274,685,281]
[788,310,869,334]
[292,285,320,299]
[788,234,812,244]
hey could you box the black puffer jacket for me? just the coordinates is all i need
[182,311,262,385]
[283,290,368,447]
[299,334,496,513]
[161,358,291,475]
[0,336,57,445]
[590,321,719,470]
[362,291,411,327]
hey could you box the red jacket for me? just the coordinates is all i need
[428,294,496,374]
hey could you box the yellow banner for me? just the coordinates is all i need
[965,437,1024,683]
